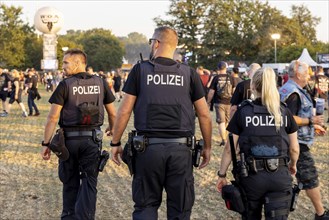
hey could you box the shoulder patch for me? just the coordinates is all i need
[281,88,287,94]
[238,99,253,109]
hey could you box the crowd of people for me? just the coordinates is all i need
[0,67,127,118]
[199,59,329,220]
[0,67,41,117]
[1,26,329,220]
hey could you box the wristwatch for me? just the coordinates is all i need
[110,141,121,147]
[217,170,227,178]
[308,117,313,126]
[41,141,50,147]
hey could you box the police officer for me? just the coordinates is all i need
[280,61,329,220]
[41,49,116,220]
[217,67,299,220]
[111,27,212,220]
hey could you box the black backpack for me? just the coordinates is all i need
[216,74,232,99]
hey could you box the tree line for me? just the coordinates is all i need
[154,0,328,69]
[1,1,328,71]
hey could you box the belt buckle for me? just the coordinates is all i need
[264,158,279,172]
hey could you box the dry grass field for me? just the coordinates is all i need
[0,87,328,220]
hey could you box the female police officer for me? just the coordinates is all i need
[216,67,300,220]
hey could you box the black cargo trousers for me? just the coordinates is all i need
[132,143,194,220]
[58,134,101,220]
[240,166,292,220]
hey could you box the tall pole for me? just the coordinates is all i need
[274,39,277,63]
[271,33,280,64]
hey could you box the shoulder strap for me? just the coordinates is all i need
[229,133,238,174]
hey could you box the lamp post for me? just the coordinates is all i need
[271,34,280,63]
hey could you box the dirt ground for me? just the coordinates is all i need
[0,87,328,220]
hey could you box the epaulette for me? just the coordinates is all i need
[138,60,155,67]
[237,99,253,109]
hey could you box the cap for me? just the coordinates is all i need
[217,61,227,70]
[49,129,69,161]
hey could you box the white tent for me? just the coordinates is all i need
[297,48,318,66]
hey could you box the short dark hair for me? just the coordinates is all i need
[233,67,239,73]
[64,49,87,65]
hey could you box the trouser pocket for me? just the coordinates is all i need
[132,176,145,206]
[183,177,195,211]
[58,160,71,184]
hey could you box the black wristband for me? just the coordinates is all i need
[110,141,121,147]
[217,170,227,178]
[309,117,313,126]
[41,141,50,147]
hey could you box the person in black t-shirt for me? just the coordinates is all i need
[207,61,232,146]
[112,71,122,102]
[217,67,299,219]
[26,69,40,116]
[41,49,116,219]
[230,63,261,119]
[0,68,11,116]
[111,27,212,220]
[231,67,242,93]
[5,69,28,117]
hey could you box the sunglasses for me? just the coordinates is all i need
[149,38,160,45]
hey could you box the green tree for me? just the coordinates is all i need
[63,29,125,71]
[291,4,320,45]
[154,0,208,66]
[79,29,125,71]
[24,33,43,70]
[0,4,27,68]
[119,32,149,64]
[154,0,326,66]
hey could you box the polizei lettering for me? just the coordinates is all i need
[72,85,100,95]
[246,115,288,127]
[147,74,183,86]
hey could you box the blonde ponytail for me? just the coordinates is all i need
[252,67,282,131]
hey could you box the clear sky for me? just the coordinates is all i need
[2,0,329,42]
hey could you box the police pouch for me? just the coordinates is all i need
[122,131,136,176]
[49,128,69,161]
[222,182,246,214]
[93,129,103,143]
[192,139,203,167]
[265,158,279,172]
[290,182,303,211]
[133,135,147,153]
[78,102,99,125]
[98,150,109,172]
